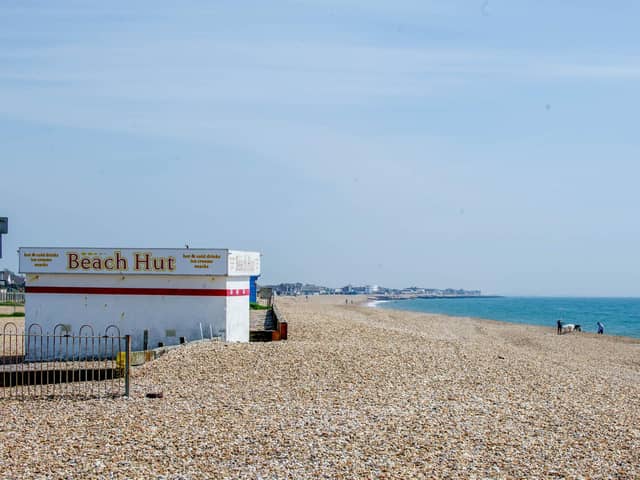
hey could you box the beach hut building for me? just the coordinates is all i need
[249,275,260,303]
[18,247,260,351]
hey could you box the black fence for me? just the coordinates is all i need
[0,322,130,399]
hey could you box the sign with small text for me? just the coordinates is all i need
[19,248,260,276]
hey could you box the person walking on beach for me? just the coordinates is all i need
[597,321,604,335]
[557,319,563,335]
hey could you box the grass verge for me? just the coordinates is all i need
[250,302,270,310]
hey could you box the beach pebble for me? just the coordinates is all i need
[0,295,638,478]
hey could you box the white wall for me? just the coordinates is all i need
[25,273,249,351]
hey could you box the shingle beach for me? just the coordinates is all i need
[1,295,639,479]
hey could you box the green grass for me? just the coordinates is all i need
[0,312,25,317]
[250,302,270,310]
[0,302,23,307]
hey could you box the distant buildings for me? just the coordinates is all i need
[339,285,379,295]
[266,283,335,296]
[0,269,25,302]
[263,282,481,298]
[0,269,25,291]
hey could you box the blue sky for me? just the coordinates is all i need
[2,1,640,295]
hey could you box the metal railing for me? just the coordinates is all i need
[0,322,130,399]
[0,291,24,304]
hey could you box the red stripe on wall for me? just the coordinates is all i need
[26,286,250,297]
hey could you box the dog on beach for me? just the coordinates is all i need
[559,323,581,334]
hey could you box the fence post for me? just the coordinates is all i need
[124,335,131,397]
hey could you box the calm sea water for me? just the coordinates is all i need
[376,297,640,338]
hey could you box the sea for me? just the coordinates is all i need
[374,297,640,338]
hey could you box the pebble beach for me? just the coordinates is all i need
[1,295,639,479]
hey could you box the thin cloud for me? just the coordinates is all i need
[543,62,640,79]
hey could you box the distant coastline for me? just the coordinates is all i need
[368,294,503,302]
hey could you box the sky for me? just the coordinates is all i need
[2,0,640,296]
